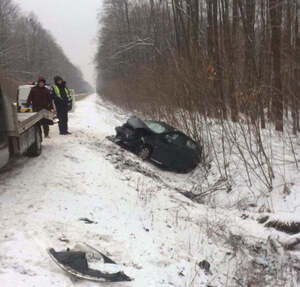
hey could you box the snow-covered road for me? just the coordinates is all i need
[0,95,297,286]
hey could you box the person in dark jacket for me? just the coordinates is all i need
[26,77,53,138]
[51,76,72,135]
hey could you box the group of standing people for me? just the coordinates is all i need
[26,76,72,137]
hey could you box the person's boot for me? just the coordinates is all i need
[60,131,71,135]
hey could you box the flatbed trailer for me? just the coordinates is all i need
[0,86,54,170]
[13,111,53,136]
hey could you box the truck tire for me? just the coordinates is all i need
[27,126,42,157]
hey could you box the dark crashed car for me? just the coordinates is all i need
[113,116,201,172]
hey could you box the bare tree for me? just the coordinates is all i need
[96,0,299,132]
[0,0,92,93]
[270,0,283,131]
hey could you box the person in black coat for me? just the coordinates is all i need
[51,76,72,135]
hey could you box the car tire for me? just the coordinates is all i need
[138,145,151,160]
[27,126,42,157]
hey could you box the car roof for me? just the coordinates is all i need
[128,116,190,135]
[18,85,35,89]
[18,85,51,89]
[127,116,196,141]
[146,121,196,143]
[128,116,176,133]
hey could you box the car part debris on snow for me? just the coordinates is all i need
[79,217,97,224]
[198,260,211,274]
[47,244,132,282]
[58,235,70,243]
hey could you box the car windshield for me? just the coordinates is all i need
[144,121,166,133]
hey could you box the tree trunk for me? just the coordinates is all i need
[258,0,266,128]
[270,0,283,131]
[294,0,300,133]
[224,0,238,122]
[238,0,257,122]
[213,0,226,119]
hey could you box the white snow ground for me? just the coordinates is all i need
[0,94,299,286]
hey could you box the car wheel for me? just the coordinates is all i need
[138,145,151,160]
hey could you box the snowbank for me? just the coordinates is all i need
[0,94,299,286]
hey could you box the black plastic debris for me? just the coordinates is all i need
[79,218,97,224]
[198,260,211,274]
[48,248,132,282]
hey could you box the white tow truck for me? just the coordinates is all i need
[0,86,54,170]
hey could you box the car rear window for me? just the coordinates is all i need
[144,121,166,133]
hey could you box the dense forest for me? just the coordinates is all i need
[96,0,300,134]
[0,0,92,95]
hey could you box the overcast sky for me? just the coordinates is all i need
[14,0,102,87]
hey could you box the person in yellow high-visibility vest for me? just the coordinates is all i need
[51,76,72,135]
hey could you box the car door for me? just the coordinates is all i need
[152,132,188,169]
[184,137,199,166]
[167,133,196,170]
